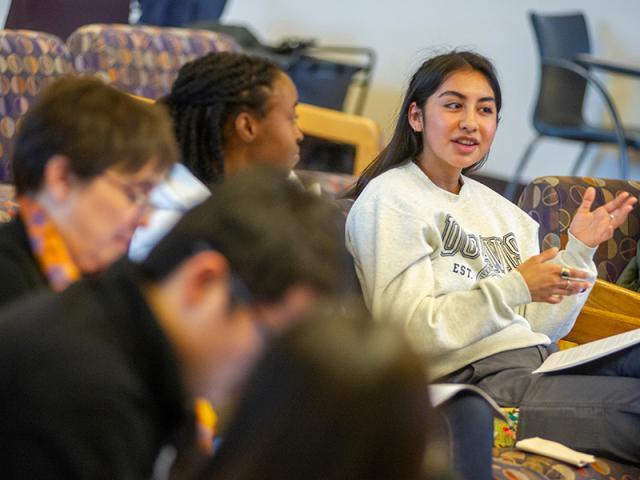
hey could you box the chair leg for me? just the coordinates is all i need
[504,136,541,201]
[619,145,630,179]
[570,143,591,176]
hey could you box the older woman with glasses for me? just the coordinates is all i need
[0,76,178,308]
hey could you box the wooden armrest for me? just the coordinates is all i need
[130,94,154,104]
[584,278,640,316]
[564,279,640,344]
[129,95,383,177]
[296,103,382,175]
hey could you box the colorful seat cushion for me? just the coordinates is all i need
[493,448,640,479]
[67,23,240,99]
[495,408,519,448]
[518,176,640,282]
[0,29,75,182]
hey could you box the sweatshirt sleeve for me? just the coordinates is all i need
[521,232,597,341]
[346,200,534,357]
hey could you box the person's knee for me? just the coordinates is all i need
[436,393,494,480]
[444,393,495,427]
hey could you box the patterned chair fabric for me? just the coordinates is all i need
[518,176,640,282]
[492,448,640,479]
[66,23,240,99]
[0,29,75,182]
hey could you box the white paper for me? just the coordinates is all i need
[429,383,507,420]
[533,328,640,374]
[516,437,595,467]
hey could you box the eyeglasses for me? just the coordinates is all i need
[102,171,153,208]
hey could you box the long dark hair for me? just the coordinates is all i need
[163,52,282,186]
[348,50,502,199]
[200,306,433,480]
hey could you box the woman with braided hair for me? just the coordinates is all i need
[130,51,303,261]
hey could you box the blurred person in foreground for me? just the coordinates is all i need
[0,169,347,479]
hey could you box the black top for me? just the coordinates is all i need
[0,261,187,479]
[0,216,48,308]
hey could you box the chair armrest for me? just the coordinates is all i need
[564,279,640,344]
[296,103,382,175]
[540,57,629,178]
[130,94,154,104]
[575,53,640,78]
[130,93,382,176]
[585,278,640,315]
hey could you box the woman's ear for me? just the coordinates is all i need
[407,101,424,133]
[42,155,73,203]
[233,111,259,143]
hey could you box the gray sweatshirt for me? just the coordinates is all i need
[346,161,597,379]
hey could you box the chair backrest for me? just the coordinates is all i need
[188,21,264,50]
[529,12,591,130]
[518,176,640,282]
[67,23,240,99]
[0,29,75,182]
[530,12,590,60]
[289,57,362,112]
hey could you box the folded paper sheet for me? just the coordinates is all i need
[516,437,596,467]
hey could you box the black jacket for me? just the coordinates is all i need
[0,262,187,479]
[0,216,48,308]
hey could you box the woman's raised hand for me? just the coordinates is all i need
[569,187,637,248]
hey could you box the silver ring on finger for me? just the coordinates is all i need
[560,267,571,279]
[565,279,571,290]
[609,213,615,221]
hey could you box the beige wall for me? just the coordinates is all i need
[224,0,640,182]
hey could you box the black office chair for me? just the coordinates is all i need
[190,21,375,115]
[504,12,640,200]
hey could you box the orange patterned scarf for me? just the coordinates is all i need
[18,196,81,291]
